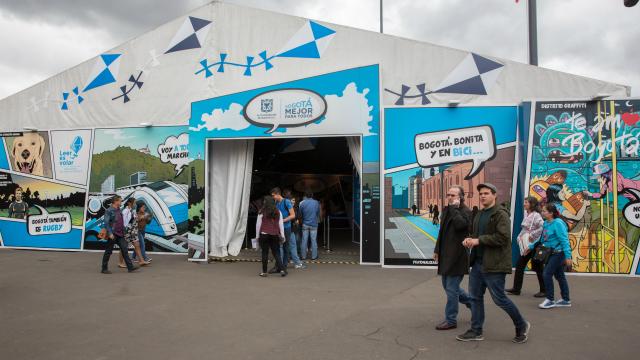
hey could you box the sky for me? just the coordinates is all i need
[0,0,638,100]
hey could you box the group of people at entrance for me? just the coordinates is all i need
[434,182,572,344]
[100,195,153,274]
[255,187,321,277]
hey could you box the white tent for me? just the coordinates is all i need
[0,1,628,128]
[0,1,633,270]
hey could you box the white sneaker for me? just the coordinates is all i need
[294,263,307,269]
[554,299,572,307]
[538,299,556,309]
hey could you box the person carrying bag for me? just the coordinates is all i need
[528,203,573,309]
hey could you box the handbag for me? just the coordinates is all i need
[533,245,553,264]
[517,215,535,256]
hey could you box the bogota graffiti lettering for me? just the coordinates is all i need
[527,100,640,274]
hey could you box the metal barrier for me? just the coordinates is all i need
[323,216,354,253]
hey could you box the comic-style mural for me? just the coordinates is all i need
[383,106,518,266]
[526,100,640,274]
[83,126,193,254]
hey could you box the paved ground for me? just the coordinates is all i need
[1,249,639,360]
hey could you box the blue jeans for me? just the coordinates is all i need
[280,227,299,266]
[469,260,527,333]
[286,229,302,266]
[441,275,471,325]
[543,252,570,301]
[301,224,318,260]
[131,230,149,261]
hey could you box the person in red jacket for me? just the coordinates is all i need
[255,196,287,277]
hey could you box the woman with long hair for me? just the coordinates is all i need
[119,197,149,268]
[132,201,152,263]
[531,204,572,309]
[256,196,287,277]
[507,197,545,297]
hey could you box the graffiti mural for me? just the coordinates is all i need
[526,100,640,274]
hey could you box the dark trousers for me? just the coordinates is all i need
[512,251,545,293]
[260,234,285,273]
[469,260,527,334]
[102,235,134,271]
[543,252,571,301]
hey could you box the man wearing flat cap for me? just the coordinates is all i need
[456,183,530,344]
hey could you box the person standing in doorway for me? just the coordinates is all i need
[457,183,530,344]
[271,188,305,271]
[101,196,138,274]
[8,187,29,219]
[507,196,545,297]
[531,203,572,309]
[299,191,321,261]
[433,186,472,330]
[256,196,287,277]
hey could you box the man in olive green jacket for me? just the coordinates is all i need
[456,183,530,344]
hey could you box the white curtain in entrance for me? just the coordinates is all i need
[346,137,361,176]
[208,140,254,257]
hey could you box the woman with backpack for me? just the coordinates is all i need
[256,196,287,277]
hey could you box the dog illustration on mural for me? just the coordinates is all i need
[11,132,46,176]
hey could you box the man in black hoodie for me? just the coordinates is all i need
[434,185,472,330]
[457,183,530,344]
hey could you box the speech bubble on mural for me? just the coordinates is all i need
[158,133,189,177]
[243,89,327,134]
[27,206,72,236]
[414,125,496,179]
[623,188,640,228]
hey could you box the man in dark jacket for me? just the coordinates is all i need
[433,185,472,330]
[457,183,530,344]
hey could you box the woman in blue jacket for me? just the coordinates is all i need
[529,203,572,309]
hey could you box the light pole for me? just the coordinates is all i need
[527,0,538,66]
[380,0,383,33]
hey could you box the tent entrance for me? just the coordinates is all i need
[207,136,362,264]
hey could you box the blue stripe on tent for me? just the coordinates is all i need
[0,220,82,249]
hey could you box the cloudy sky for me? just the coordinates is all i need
[0,0,638,99]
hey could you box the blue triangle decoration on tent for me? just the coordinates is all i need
[310,21,336,40]
[101,54,120,67]
[278,41,320,59]
[434,75,487,95]
[84,68,117,92]
[189,16,211,32]
[166,33,201,54]
[472,54,503,74]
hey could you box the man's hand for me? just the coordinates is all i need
[462,237,480,248]
[451,198,460,207]
[433,253,439,262]
[109,234,114,240]
[565,259,572,270]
